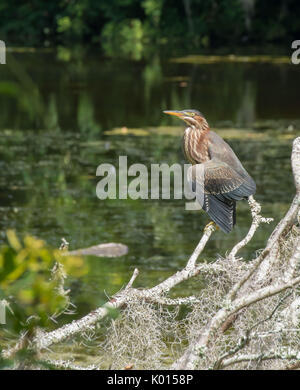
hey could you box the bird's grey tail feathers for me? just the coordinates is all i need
[202,194,236,234]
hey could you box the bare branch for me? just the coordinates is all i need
[125,268,139,290]
[221,348,300,369]
[43,359,97,370]
[283,236,300,282]
[228,195,273,261]
[172,276,300,370]
[213,291,292,369]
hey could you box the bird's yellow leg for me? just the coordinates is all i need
[204,221,219,232]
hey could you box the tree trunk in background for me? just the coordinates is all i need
[239,0,255,31]
[183,0,194,35]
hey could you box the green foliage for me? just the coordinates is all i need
[252,0,300,42]
[101,19,145,60]
[0,1,299,49]
[142,0,164,27]
[57,16,72,34]
[0,230,87,333]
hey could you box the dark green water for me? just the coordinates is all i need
[0,48,299,320]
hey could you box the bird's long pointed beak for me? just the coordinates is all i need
[163,110,183,118]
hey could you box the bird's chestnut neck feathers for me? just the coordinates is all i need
[183,121,210,164]
[185,115,209,132]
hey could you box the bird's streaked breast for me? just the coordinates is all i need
[183,127,210,164]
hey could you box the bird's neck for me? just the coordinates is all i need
[198,117,210,133]
[183,124,210,164]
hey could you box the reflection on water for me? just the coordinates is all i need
[0,49,299,318]
[2,49,300,130]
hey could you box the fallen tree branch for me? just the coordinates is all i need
[255,137,300,282]
[172,276,300,369]
[228,137,300,299]
[221,348,300,369]
[283,235,300,282]
[42,359,97,370]
[213,291,292,369]
[3,221,216,358]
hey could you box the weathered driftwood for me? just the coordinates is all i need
[62,241,128,258]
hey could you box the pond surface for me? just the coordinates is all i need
[0,48,299,322]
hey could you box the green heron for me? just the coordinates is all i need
[163,109,256,233]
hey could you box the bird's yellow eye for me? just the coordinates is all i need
[184,111,195,117]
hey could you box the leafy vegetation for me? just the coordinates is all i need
[0,0,299,51]
[0,231,87,368]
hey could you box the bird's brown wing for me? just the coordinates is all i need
[188,159,255,200]
[187,159,254,233]
[208,131,256,189]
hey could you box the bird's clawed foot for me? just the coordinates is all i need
[204,221,219,232]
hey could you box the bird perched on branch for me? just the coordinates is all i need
[163,109,256,233]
